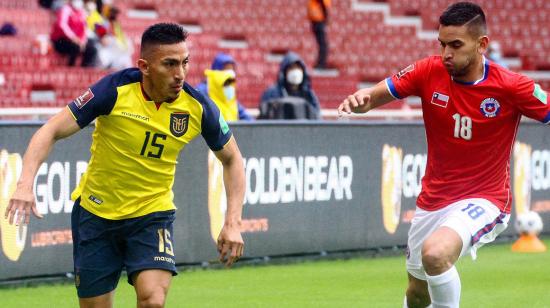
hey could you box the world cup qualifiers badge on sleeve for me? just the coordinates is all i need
[480,98,501,118]
[395,64,414,80]
[73,88,94,109]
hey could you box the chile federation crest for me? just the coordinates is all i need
[170,112,190,137]
[480,98,501,118]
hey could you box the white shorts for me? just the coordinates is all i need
[406,198,510,280]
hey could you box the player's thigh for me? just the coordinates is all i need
[123,210,178,284]
[72,200,124,298]
[406,207,443,280]
[421,226,463,273]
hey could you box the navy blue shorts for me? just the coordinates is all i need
[71,199,177,298]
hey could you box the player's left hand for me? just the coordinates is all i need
[217,224,244,268]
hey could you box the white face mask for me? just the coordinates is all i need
[286,68,303,85]
[85,1,96,12]
[224,69,236,78]
[223,85,236,101]
[72,0,84,10]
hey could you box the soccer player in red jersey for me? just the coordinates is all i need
[339,2,549,308]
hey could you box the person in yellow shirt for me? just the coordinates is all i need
[204,69,239,121]
[196,52,253,120]
[5,23,245,308]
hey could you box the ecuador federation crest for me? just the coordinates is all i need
[170,112,189,137]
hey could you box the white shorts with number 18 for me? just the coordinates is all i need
[406,198,510,280]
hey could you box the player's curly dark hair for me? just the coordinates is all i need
[140,23,188,56]
[439,2,487,37]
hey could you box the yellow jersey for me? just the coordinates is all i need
[68,68,232,219]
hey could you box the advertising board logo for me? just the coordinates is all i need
[379,145,427,231]
[0,150,27,261]
[381,145,403,234]
[513,142,550,213]
[513,142,532,216]
[207,151,226,242]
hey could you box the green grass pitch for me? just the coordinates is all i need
[1,238,549,307]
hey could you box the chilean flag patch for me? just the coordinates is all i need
[431,92,449,108]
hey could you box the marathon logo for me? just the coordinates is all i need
[73,88,94,109]
[88,194,103,205]
[154,256,175,264]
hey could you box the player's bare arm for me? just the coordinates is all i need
[337,80,395,116]
[213,136,245,267]
[5,108,81,226]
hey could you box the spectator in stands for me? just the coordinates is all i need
[308,0,331,69]
[84,0,106,36]
[202,69,240,121]
[487,41,508,68]
[259,51,320,119]
[196,53,253,120]
[50,0,98,66]
[97,6,134,69]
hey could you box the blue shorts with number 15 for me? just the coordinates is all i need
[71,198,178,298]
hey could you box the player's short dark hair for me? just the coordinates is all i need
[140,23,188,56]
[439,2,487,37]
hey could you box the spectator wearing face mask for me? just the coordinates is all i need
[259,51,320,119]
[50,0,98,66]
[202,69,239,121]
[196,53,253,121]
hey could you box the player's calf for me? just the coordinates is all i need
[405,273,431,308]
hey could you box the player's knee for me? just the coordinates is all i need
[406,286,431,308]
[421,244,452,275]
[137,287,167,308]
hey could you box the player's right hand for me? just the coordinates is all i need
[337,89,372,116]
[217,224,244,268]
[4,187,42,226]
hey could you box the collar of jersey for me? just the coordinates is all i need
[140,82,154,102]
[139,82,178,106]
[451,56,489,86]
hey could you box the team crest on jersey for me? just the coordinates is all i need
[170,112,189,137]
[395,64,415,79]
[479,98,501,118]
[73,88,94,109]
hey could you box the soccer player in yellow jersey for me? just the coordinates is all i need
[5,23,245,307]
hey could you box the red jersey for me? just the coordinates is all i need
[386,56,550,213]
